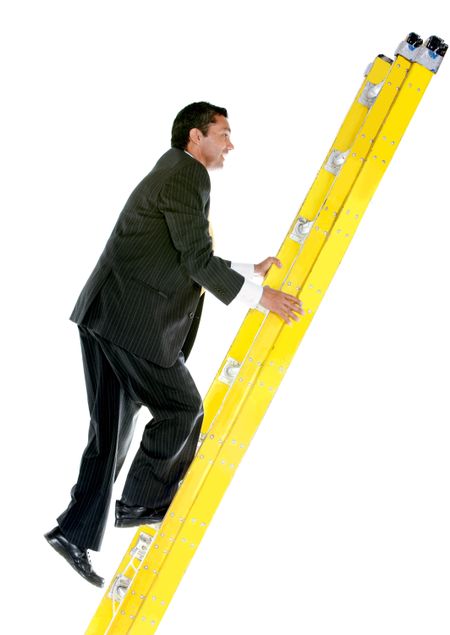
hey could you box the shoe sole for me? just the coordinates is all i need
[115,515,165,528]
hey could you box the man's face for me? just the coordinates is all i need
[196,115,234,170]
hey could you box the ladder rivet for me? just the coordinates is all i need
[230,464,235,469]
[239,377,243,382]
[210,434,214,439]
[240,444,245,448]
[153,569,158,574]
[144,565,149,570]
[121,610,126,615]
[232,439,237,444]
[131,590,136,595]
[152,596,157,601]
[140,595,145,600]
[130,615,135,620]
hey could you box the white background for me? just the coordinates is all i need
[1,1,449,633]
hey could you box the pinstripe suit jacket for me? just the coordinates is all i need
[70,148,245,367]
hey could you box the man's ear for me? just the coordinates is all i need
[188,128,203,146]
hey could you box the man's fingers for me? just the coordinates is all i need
[275,305,297,323]
[277,300,303,322]
[292,301,304,315]
[282,295,303,312]
[262,286,305,320]
[280,290,301,303]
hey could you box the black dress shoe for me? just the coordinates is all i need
[44,526,104,588]
[115,500,169,528]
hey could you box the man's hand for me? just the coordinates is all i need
[254,256,282,277]
[260,285,304,324]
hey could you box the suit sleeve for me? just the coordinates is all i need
[158,160,245,305]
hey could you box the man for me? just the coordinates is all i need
[45,102,303,587]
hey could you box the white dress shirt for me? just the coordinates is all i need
[230,263,264,307]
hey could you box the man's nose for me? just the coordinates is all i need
[227,139,234,150]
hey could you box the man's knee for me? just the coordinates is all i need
[186,391,203,430]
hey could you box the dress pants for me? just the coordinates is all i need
[57,325,204,551]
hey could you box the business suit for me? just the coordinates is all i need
[57,148,245,551]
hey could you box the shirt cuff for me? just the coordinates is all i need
[230,262,256,278]
[229,262,263,307]
[232,279,263,307]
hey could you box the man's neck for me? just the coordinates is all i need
[185,143,206,168]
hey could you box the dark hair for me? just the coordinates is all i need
[171,101,228,150]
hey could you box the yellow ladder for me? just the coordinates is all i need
[85,32,446,635]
